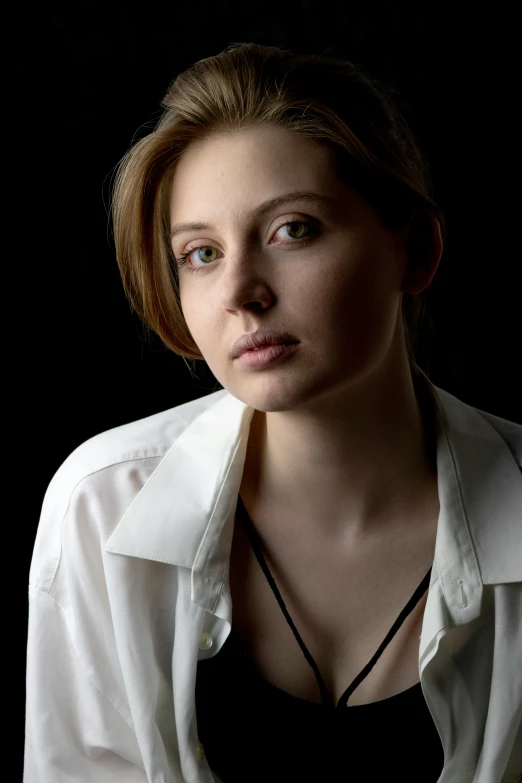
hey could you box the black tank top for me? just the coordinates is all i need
[196,493,445,782]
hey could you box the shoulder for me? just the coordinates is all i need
[431,379,521,468]
[30,389,228,592]
[472,405,522,467]
[53,388,229,484]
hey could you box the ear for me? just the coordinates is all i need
[400,210,443,295]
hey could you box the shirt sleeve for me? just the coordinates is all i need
[24,586,147,783]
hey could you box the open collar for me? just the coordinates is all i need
[105,378,522,624]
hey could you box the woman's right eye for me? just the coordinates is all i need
[175,245,219,275]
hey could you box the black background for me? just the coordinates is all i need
[17,1,519,775]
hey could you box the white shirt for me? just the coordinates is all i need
[24,378,522,783]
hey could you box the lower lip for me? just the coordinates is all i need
[235,342,299,368]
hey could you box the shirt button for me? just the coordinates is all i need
[197,741,206,760]
[199,632,213,651]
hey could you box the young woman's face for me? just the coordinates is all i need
[169,124,412,411]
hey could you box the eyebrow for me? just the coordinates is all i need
[169,190,333,242]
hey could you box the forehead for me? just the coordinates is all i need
[168,126,346,227]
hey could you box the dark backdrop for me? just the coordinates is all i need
[16,1,519,775]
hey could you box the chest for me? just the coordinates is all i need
[227,507,437,707]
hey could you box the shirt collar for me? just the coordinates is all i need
[105,376,522,624]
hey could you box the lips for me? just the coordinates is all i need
[231,330,299,359]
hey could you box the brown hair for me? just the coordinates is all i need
[111,42,446,378]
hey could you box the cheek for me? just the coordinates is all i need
[179,293,208,348]
[351,237,398,301]
[326,251,400,357]
[328,249,393,315]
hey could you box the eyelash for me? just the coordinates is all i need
[173,219,320,275]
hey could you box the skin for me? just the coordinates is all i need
[169,123,443,551]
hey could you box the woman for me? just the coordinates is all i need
[24,43,522,783]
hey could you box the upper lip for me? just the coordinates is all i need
[231,329,299,359]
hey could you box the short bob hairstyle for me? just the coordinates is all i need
[111,42,446,378]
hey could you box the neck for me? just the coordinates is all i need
[239,352,439,546]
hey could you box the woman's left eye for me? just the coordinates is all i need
[174,218,319,275]
[275,219,315,241]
